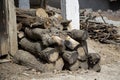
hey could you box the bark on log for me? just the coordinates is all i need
[88,53,101,66]
[69,60,80,71]
[19,38,43,56]
[64,36,80,50]
[39,47,59,63]
[67,29,88,41]
[52,36,66,53]
[79,60,88,70]
[25,28,65,46]
[16,8,48,18]
[25,27,49,40]
[13,50,55,72]
[90,63,101,72]
[17,14,50,28]
[62,51,78,64]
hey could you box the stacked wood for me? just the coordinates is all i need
[80,9,120,44]
[15,8,101,73]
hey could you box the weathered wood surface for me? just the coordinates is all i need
[13,50,56,73]
[19,38,43,56]
[16,8,48,18]
[40,47,59,63]
[0,0,18,56]
[62,51,78,64]
[0,0,8,55]
[7,0,18,56]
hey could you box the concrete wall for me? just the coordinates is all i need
[79,0,109,10]
[47,0,110,10]
[48,0,109,10]
[15,0,120,11]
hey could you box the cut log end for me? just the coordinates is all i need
[49,51,59,63]
[40,48,59,63]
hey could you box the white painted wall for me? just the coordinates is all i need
[61,0,80,30]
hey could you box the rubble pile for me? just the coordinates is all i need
[80,9,120,44]
[14,7,101,73]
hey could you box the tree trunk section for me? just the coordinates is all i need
[13,50,55,73]
[39,47,59,63]
[19,38,43,56]
[62,51,78,64]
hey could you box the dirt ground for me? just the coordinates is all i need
[0,36,120,80]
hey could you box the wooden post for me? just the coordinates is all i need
[0,0,17,56]
[0,0,8,56]
[7,0,18,56]
[61,0,80,30]
[19,0,30,9]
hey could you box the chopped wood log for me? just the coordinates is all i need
[49,14,63,30]
[88,53,101,67]
[62,51,78,64]
[13,50,55,73]
[79,60,88,70]
[67,29,88,41]
[77,47,87,61]
[54,58,64,71]
[16,8,48,18]
[17,14,50,28]
[19,38,43,56]
[39,47,59,63]
[90,63,101,72]
[25,27,49,40]
[17,31,25,39]
[69,60,80,71]
[52,36,66,53]
[64,36,80,50]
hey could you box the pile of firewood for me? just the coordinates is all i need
[80,9,120,44]
[13,7,101,73]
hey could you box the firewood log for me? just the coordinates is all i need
[90,63,101,72]
[39,47,59,63]
[19,38,43,56]
[16,8,48,18]
[62,51,78,64]
[25,27,49,40]
[77,47,87,61]
[13,50,55,73]
[67,29,88,41]
[17,14,50,28]
[52,36,66,53]
[54,58,64,71]
[79,60,88,70]
[69,60,80,71]
[64,36,80,50]
[88,53,101,66]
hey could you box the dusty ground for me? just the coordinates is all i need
[0,37,120,80]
